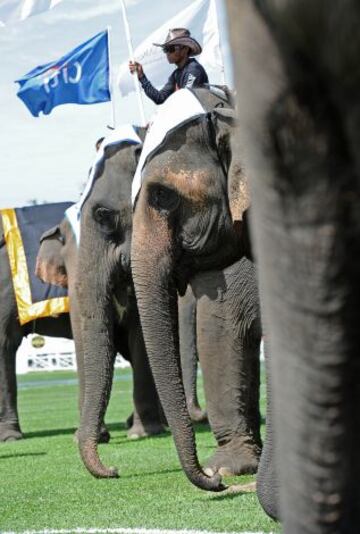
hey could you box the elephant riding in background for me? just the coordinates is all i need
[0,202,73,442]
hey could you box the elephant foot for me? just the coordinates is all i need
[126,412,134,429]
[0,423,23,442]
[204,436,261,476]
[73,424,111,444]
[98,425,111,444]
[127,420,166,440]
[188,405,208,424]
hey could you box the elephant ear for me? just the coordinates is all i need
[211,107,251,225]
[35,225,68,288]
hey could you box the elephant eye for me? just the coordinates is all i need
[148,184,180,214]
[134,145,142,164]
[93,206,118,235]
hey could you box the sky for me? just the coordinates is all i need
[0,0,232,208]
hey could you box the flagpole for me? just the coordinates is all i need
[213,0,226,85]
[120,0,147,126]
[107,26,116,129]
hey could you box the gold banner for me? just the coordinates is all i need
[1,208,69,325]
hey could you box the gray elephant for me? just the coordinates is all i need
[54,132,205,477]
[0,202,73,442]
[127,87,263,489]
[225,1,360,531]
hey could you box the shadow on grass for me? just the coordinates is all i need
[0,451,46,460]
[105,422,130,432]
[22,421,129,440]
[23,427,78,439]
[108,431,171,445]
[120,466,183,479]
[109,421,213,446]
[206,491,252,502]
[18,419,215,443]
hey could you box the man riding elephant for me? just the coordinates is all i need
[129,28,209,104]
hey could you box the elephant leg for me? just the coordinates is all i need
[247,338,262,448]
[0,327,23,442]
[178,287,207,423]
[194,264,262,476]
[256,336,279,521]
[203,341,262,477]
[127,320,166,439]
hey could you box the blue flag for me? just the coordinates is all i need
[15,30,110,117]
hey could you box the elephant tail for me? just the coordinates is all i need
[79,438,119,478]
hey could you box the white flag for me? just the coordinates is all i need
[0,0,63,26]
[117,0,224,96]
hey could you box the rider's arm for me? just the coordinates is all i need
[139,72,176,104]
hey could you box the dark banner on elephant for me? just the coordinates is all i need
[0,202,72,325]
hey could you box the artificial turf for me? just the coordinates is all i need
[0,366,279,533]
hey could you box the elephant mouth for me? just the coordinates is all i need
[113,260,132,285]
[175,233,242,289]
[174,265,191,297]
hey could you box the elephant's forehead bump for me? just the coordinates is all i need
[163,168,214,203]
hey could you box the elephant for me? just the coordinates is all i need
[225,1,360,531]
[128,87,263,490]
[53,132,206,477]
[0,205,72,442]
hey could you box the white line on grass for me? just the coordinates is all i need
[2,529,274,534]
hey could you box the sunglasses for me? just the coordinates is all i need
[163,45,183,54]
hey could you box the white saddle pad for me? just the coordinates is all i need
[132,88,206,205]
[66,124,141,245]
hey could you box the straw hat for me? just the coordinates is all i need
[153,28,202,56]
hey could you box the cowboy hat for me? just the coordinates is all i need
[153,28,202,56]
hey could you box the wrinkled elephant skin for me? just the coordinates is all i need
[193,258,262,476]
[226,1,360,532]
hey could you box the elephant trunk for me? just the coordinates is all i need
[132,210,224,492]
[77,295,118,478]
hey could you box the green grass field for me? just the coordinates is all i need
[0,366,279,533]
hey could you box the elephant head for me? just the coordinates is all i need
[35,224,68,288]
[131,88,249,491]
